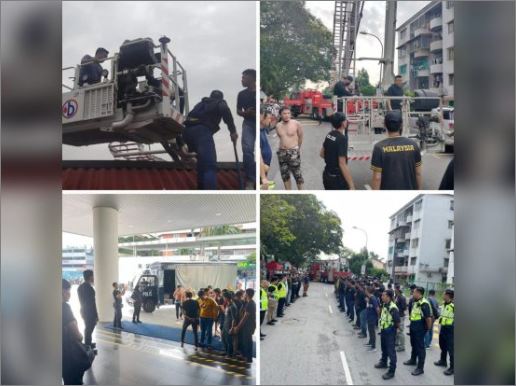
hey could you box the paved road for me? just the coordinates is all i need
[260,282,453,385]
[266,119,453,190]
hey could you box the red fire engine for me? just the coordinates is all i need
[283,90,334,120]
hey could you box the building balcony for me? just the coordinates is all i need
[396,249,409,258]
[430,17,443,30]
[406,215,412,222]
[414,27,432,37]
[395,266,408,274]
[417,69,430,77]
[430,87,444,95]
[430,40,443,52]
[430,63,443,74]
[414,48,430,58]
[405,232,412,240]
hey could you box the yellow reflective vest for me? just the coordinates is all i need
[410,298,431,322]
[439,302,454,326]
[260,288,268,311]
[380,302,399,330]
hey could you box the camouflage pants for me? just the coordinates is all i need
[277,147,304,184]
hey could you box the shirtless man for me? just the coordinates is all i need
[276,107,304,190]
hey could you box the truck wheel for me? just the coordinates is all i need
[143,300,155,313]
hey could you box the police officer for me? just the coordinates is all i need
[404,286,432,375]
[320,112,355,190]
[77,269,98,350]
[131,284,143,323]
[435,289,454,375]
[79,48,109,86]
[260,280,269,340]
[267,278,279,325]
[112,282,124,329]
[375,289,400,380]
[184,90,238,190]
[276,275,288,318]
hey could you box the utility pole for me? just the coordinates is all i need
[382,1,397,91]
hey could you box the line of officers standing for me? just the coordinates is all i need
[258,273,310,340]
[335,276,454,380]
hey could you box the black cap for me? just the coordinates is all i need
[210,90,224,100]
[384,289,394,299]
[444,288,454,298]
[345,75,353,82]
[409,284,417,290]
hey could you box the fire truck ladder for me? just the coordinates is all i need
[332,0,365,81]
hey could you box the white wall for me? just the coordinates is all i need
[416,195,454,284]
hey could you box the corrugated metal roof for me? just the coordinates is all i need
[62,160,244,190]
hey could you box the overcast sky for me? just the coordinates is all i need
[305,1,431,87]
[318,191,422,260]
[62,1,256,161]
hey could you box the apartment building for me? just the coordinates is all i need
[396,1,454,98]
[387,194,454,285]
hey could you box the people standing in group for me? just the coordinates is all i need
[214,288,225,337]
[404,287,433,376]
[275,107,304,190]
[355,284,367,336]
[320,112,355,190]
[221,291,238,357]
[112,282,124,329]
[370,110,423,190]
[173,285,185,321]
[237,69,257,190]
[276,275,288,317]
[77,269,98,351]
[375,289,400,380]
[181,291,200,349]
[435,289,454,375]
[199,288,219,349]
[394,284,407,352]
[131,284,143,324]
[346,280,356,322]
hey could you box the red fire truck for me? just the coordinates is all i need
[310,260,351,283]
[283,89,334,120]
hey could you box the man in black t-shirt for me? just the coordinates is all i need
[235,289,256,363]
[320,112,355,190]
[237,69,257,189]
[386,75,405,111]
[333,75,354,113]
[370,111,422,190]
[181,291,200,348]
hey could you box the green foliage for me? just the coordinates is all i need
[201,225,240,237]
[246,251,256,264]
[260,1,335,98]
[260,194,343,267]
[177,248,193,255]
[356,68,377,96]
[370,267,390,281]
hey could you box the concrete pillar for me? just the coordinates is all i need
[92,206,119,322]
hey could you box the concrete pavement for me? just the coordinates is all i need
[260,281,453,385]
[265,119,453,190]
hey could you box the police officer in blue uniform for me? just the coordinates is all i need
[184,90,238,190]
[404,286,433,375]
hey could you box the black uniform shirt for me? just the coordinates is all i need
[185,97,236,134]
[77,282,98,321]
[237,88,256,127]
[371,136,422,190]
[323,130,349,178]
[386,84,404,110]
[182,299,200,319]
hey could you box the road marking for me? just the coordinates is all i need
[364,184,372,190]
[339,350,354,385]
[329,305,333,314]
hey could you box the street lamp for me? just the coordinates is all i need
[359,31,384,87]
[352,226,368,255]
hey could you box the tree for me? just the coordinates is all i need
[261,1,335,98]
[260,194,343,267]
[348,248,373,275]
[200,225,240,237]
[355,68,377,96]
[370,267,390,281]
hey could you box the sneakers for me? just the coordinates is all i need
[444,367,454,376]
[403,359,417,366]
[411,368,424,376]
[374,362,388,369]
[382,371,395,380]
[434,360,447,367]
